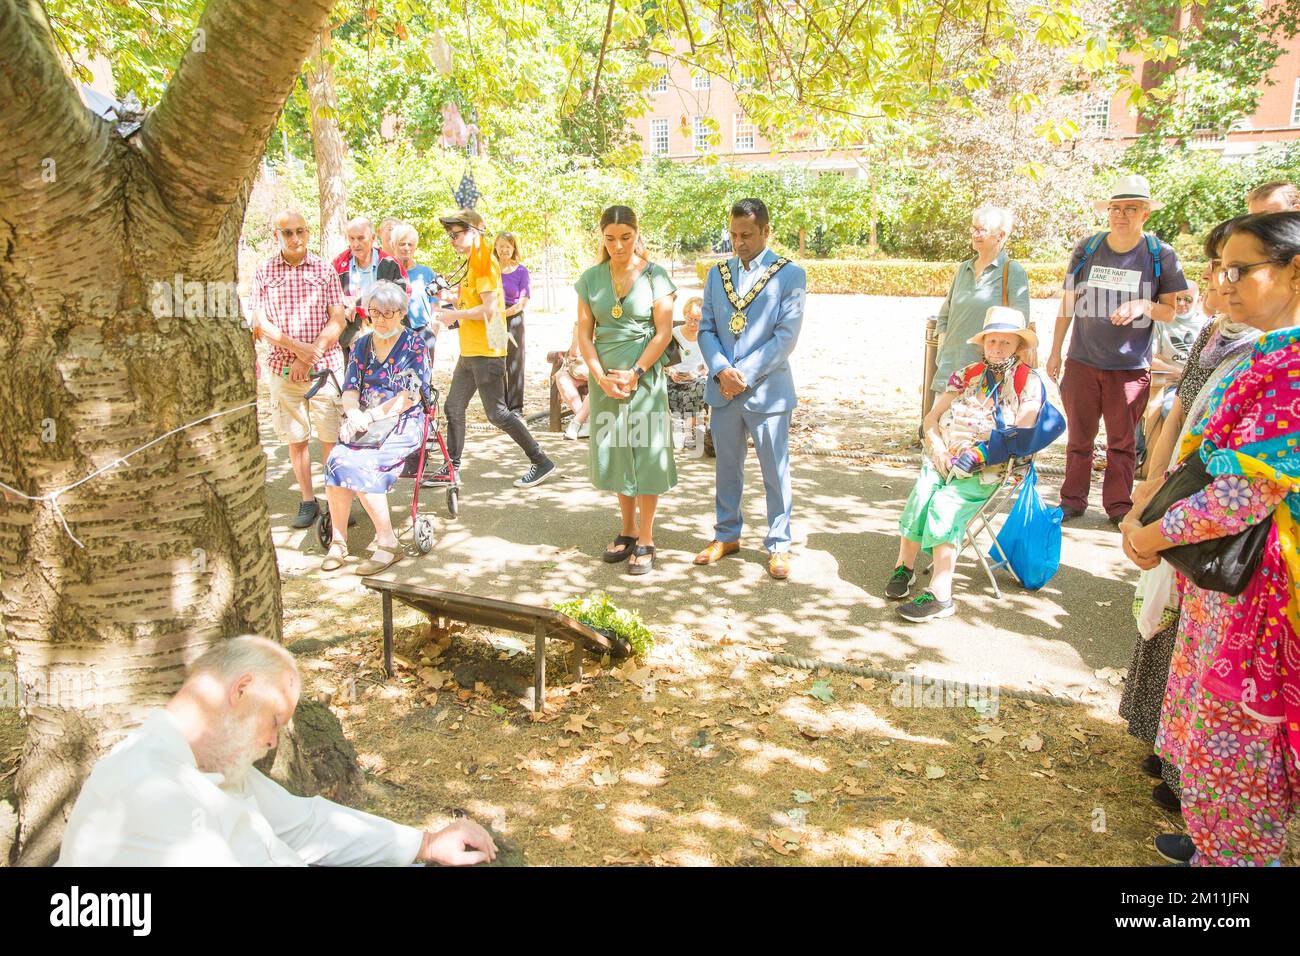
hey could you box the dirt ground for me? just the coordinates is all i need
[278,576,1300,867]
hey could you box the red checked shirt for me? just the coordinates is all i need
[250,251,345,375]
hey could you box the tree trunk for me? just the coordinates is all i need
[0,0,336,866]
[0,149,282,864]
[307,31,348,258]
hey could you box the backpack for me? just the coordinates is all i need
[1069,231,1162,282]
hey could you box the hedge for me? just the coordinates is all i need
[694,257,1068,298]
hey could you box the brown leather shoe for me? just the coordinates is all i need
[694,540,740,565]
[768,552,792,580]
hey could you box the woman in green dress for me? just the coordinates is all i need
[575,205,678,574]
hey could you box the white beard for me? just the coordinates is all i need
[203,710,269,787]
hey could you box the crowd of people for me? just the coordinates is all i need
[246,196,806,580]
[219,176,1300,868]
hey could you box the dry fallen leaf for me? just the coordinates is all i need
[417,667,449,690]
[766,828,802,855]
[1020,733,1044,753]
[591,767,619,787]
[564,712,594,734]
[924,765,946,780]
[968,725,1010,745]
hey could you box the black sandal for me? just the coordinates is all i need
[627,544,656,575]
[602,535,637,563]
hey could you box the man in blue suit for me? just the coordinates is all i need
[694,198,807,580]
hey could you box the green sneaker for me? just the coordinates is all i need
[884,564,916,600]
[897,590,955,621]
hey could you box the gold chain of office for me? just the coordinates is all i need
[718,258,790,334]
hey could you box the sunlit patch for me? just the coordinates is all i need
[779,697,949,745]
[622,762,668,787]
[685,809,747,833]
[734,738,831,774]
[665,847,716,866]
[811,819,958,866]
[613,801,671,823]
[730,783,757,799]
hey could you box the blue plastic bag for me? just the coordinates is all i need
[989,464,1062,590]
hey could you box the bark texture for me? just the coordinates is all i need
[306,31,349,257]
[0,0,334,864]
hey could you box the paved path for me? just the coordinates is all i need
[265,290,1135,713]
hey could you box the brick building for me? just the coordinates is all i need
[629,58,867,174]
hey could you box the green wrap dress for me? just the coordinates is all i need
[575,261,678,496]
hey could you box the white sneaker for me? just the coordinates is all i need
[576,420,589,439]
[563,420,580,440]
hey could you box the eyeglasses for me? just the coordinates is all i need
[446,228,469,240]
[279,227,309,238]
[370,308,404,321]
[1217,260,1278,285]
[1107,204,1145,217]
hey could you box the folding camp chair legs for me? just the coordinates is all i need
[955,463,1030,598]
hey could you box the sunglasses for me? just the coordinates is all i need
[279,227,309,239]
[1107,204,1145,217]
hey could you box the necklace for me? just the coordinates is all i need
[610,260,643,320]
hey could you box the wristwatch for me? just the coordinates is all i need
[631,364,646,379]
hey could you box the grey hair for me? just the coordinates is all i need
[972,204,1014,236]
[188,635,297,683]
[346,217,375,235]
[365,279,409,314]
[390,222,418,245]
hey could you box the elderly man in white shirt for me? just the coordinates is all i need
[57,635,497,867]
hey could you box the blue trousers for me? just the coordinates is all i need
[710,403,793,552]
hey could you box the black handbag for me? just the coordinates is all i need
[1138,452,1272,595]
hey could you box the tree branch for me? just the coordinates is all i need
[0,1,112,227]
[591,0,617,103]
[138,0,335,237]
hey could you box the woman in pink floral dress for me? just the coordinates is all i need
[1123,213,1300,865]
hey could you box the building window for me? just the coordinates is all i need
[1081,93,1110,132]
[734,114,756,152]
[692,116,712,154]
[652,64,668,94]
[1292,78,1300,127]
[650,119,669,155]
[692,72,711,91]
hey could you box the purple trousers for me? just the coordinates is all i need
[1058,358,1150,517]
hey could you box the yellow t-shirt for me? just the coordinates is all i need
[457,256,507,358]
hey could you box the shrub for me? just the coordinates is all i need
[553,593,654,657]
[695,258,1067,298]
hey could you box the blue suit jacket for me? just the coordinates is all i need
[698,249,807,413]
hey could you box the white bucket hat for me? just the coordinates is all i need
[967,306,1038,350]
[1093,174,1164,213]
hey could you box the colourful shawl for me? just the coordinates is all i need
[1182,328,1300,743]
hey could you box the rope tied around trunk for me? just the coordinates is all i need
[0,402,258,548]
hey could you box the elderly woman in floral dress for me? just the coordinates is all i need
[321,280,431,575]
[1124,212,1300,866]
